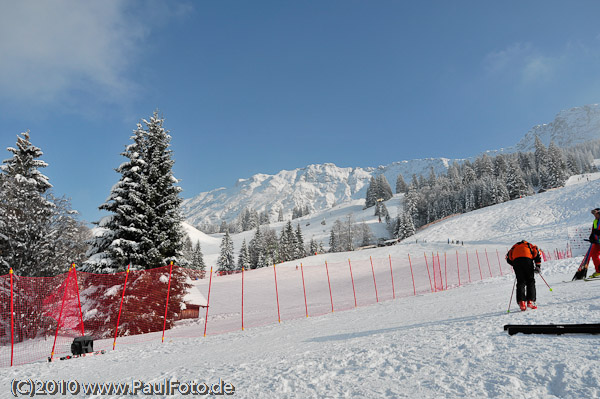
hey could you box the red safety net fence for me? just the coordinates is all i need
[0,247,565,367]
[192,249,518,337]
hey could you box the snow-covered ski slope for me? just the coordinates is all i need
[2,172,600,398]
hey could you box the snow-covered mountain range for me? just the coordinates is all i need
[182,159,453,227]
[512,104,600,152]
[182,104,600,228]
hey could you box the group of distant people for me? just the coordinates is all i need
[447,239,463,246]
[506,207,600,311]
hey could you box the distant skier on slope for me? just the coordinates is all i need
[588,208,600,279]
[506,240,542,311]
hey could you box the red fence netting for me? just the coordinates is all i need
[0,246,564,367]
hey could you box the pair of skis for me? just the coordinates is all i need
[505,323,600,335]
[572,240,598,281]
[48,350,106,362]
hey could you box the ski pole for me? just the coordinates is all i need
[507,278,516,313]
[538,272,553,292]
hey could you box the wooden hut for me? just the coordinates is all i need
[179,283,208,320]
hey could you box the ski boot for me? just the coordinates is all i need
[519,301,527,311]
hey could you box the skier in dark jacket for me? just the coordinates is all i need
[506,240,542,311]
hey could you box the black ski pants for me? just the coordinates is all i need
[512,258,536,302]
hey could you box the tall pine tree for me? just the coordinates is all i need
[295,223,305,259]
[190,241,206,275]
[238,239,251,270]
[217,231,235,271]
[84,112,185,272]
[0,132,54,276]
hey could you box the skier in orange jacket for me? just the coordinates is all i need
[506,241,542,311]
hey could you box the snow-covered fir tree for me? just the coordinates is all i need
[505,160,529,199]
[494,155,508,178]
[217,231,235,271]
[1,133,51,275]
[142,113,186,268]
[238,208,259,232]
[534,136,549,173]
[86,121,149,271]
[190,241,206,274]
[83,112,185,272]
[364,174,394,208]
[295,223,305,259]
[404,186,419,223]
[328,226,338,253]
[328,216,358,252]
[0,132,90,276]
[261,228,279,267]
[238,239,251,270]
[279,221,297,262]
[546,141,568,189]
[566,153,580,175]
[248,226,264,269]
[396,174,408,194]
[309,238,319,255]
[359,222,373,246]
[403,211,416,238]
[364,176,378,208]
[0,131,54,275]
[393,214,404,239]
[394,211,416,240]
[259,210,270,225]
[474,154,494,178]
[47,195,92,271]
[377,175,393,201]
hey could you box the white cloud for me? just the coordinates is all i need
[483,42,558,85]
[521,55,554,83]
[0,1,184,109]
[483,42,533,75]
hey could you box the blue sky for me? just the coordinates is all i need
[1,1,600,224]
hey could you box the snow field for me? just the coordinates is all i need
[2,257,599,398]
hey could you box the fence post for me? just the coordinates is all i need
[444,253,448,290]
[475,250,483,280]
[408,254,416,296]
[456,251,461,286]
[50,267,72,362]
[10,268,14,367]
[273,265,281,323]
[466,250,472,283]
[300,263,308,317]
[203,267,213,337]
[71,264,85,336]
[325,262,334,312]
[348,259,357,308]
[424,253,433,293]
[437,252,443,290]
[484,249,493,278]
[496,249,503,276]
[388,255,396,299]
[113,264,130,350]
[241,267,245,331]
[431,253,438,292]
[369,257,379,303]
[161,262,174,343]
